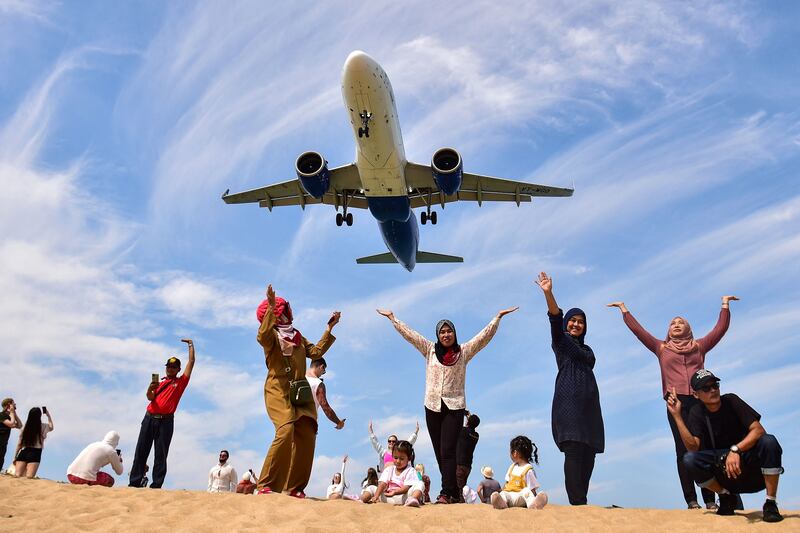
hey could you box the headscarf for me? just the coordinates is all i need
[256,296,301,356]
[563,308,587,344]
[664,316,699,354]
[434,319,461,366]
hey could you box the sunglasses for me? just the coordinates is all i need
[700,382,720,392]
[387,439,397,444]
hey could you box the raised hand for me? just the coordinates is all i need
[665,387,682,418]
[606,301,628,314]
[266,284,276,307]
[343,454,349,463]
[368,420,373,433]
[336,419,345,430]
[496,306,519,319]
[721,295,740,305]
[328,311,341,330]
[376,309,395,321]
[415,421,420,433]
[535,272,552,292]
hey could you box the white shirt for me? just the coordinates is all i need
[504,463,540,491]
[379,464,418,491]
[67,431,123,481]
[306,375,322,409]
[208,463,238,492]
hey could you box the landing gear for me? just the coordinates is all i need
[420,188,437,225]
[358,110,372,138]
[420,210,437,225]
[336,191,354,226]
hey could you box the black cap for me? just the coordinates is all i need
[165,356,181,367]
[691,369,720,391]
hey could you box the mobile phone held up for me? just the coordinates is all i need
[116,449,121,457]
[152,373,159,384]
[42,406,48,414]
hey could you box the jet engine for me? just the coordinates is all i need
[431,148,463,196]
[295,151,331,199]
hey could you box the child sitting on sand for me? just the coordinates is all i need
[491,436,548,510]
[369,441,425,507]
[360,467,379,503]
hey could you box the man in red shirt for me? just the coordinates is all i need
[129,339,195,488]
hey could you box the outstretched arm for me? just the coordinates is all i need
[316,382,344,429]
[608,302,662,355]
[306,311,339,360]
[462,307,517,363]
[536,272,567,344]
[256,284,278,350]
[408,421,420,445]
[181,339,195,378]
[377,309,432,357]
[696,296,736,353]
[368,421,385,456]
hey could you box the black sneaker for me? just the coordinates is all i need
[717,493,736,516]
[762,500,784,523]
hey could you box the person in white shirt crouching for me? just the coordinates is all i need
[66,431,124,487]
[208,450,238,492]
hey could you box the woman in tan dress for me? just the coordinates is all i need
[256,284,340,497]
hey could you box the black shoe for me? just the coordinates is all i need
[717,494,736,516]
[762,500,784,523]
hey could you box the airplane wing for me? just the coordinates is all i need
[404,162,573,208]
[221,164,368,210]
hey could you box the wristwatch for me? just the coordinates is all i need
[729,445,740,454]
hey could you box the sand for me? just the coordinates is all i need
[0,475,797,532]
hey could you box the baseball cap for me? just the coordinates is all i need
[165,356,181,367]
[691,369,720,391]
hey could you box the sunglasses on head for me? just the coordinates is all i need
[700,382,720,392]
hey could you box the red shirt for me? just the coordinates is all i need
[147,374,190,415]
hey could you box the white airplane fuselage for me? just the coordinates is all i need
[341,51,419,270]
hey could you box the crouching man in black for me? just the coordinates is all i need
[666,369,784,522]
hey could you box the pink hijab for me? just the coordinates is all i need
[663,317,699,355]
[257,297,301,356]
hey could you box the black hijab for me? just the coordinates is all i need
[563,307,588,345]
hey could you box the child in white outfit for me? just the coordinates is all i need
[370,440,425,507]
[491,435,548,510]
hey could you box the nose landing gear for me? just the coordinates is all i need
[358,110,372,138]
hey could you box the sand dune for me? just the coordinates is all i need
[0,475,796,532]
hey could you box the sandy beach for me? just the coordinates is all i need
[0,475,796,532]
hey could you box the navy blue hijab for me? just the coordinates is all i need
[563,307,587,345]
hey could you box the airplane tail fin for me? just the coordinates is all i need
[356,251,463,264]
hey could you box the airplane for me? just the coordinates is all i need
[221,50,573,271]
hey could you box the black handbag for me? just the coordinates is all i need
[283,356,314,406]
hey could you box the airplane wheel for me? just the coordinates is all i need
[336,213,343,226]
[345,212,353,226]
[358,128,364,138]
[421,211,427,225]
[364,129,369,138]
[431,211,437,225]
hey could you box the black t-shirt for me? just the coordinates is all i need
[0,412,11,440]
[456,427,479,466]
[687,393,760,450]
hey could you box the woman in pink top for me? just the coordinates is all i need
[377,306,518,503]
[607,295,739,509]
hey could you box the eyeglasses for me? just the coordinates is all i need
[700,382,720,392]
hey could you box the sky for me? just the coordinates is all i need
[1,0,799,510]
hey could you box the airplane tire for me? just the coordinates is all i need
[345,212,353,226]
[431,211,437,225]
[336,213,343,226]
[358,128,363,138]
[421,212,427,225]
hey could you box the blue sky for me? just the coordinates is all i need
[1,0,798,509]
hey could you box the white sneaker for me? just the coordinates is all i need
[491,492,508,509]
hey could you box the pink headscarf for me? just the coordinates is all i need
[663,316,699,355]
[257,297,301,356]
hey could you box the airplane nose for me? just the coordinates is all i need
[343,50,375,73]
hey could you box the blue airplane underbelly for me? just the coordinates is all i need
[367,196,418,271]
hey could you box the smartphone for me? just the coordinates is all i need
[663,392,671,401]
[42,406,48,414]
[116,449,121,456]
[151,373,159,384]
